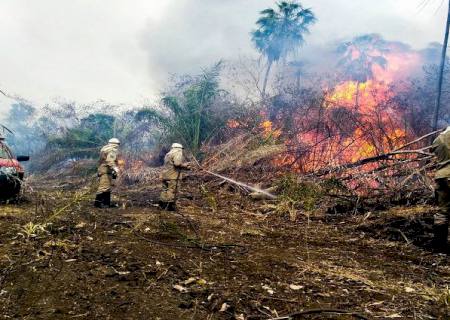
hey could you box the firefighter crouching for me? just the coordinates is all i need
[431,127,450,253]
[159,143,191,211]
[94,138,121,208]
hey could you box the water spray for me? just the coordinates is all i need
[190,157,277,200]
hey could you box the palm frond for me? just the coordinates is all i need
[251,1,316,63]
[162,96,183,116]
[135,108,170,127]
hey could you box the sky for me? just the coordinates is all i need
[0,0,448,115]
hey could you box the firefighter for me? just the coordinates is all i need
[94,138,121,208]
[159,143,191,211]
[431,127,450,253]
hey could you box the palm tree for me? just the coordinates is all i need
[251,1,316,97]
[135,62,223,155]
[289,60,305,92]
[337,34,389,107]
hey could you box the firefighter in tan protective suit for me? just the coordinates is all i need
[159,143,191,211]
[431,127,450,253]
[94,138,120,208]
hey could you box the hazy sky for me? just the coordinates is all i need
[0,0,447,113]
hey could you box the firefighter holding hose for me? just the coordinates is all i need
[94,138,121,208]
[431,127,450,253]
[159,143,191,211]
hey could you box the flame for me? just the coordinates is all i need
[327,80,390,113]
[225,37,423,183]
[268,44,420,173]
[373,51,422,84]
[260,120,281,139]
[227,119,240,128]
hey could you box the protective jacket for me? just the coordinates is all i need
[97,143,119,194]
[431,129,450,251]
[98,143,119,176]
[160,148,188,180]
[432,129,450,179]
[159,147,189,204]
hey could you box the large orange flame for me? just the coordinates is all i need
[268,45,422,173]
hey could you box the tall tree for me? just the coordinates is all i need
[432,0,450,131]
[251,1,316,97]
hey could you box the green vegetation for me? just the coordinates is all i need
[135,62,239,155]
[200,185,218,212]
[49,113,115,154]
[276,174,323,211]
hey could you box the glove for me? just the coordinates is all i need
[111,167,119,179]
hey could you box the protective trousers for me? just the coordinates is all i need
[160,179,178,203]
[434,178,450,251]
[97,173,113,194]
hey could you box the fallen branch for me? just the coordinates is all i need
[393,129,443,152]
[340,156,433,182]
[0,124,14,135]
[248,308,370,320]
[46,190,91,222]
[389,228,411,244]
[45,177,97,222]
[190,156,278,199]
[313,148,432,177]
[269,308,370,320]
[129,223,248,253]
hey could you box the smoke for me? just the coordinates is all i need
[139,0,446,85]
[0,0,446,107]
[0,98,12,121]
[0,92,23,122]
[138,0,271,88]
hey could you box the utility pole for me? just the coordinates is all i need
[432,0,450,131]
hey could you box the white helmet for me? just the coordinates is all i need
[171,143,183,149]
[108,138,120,145]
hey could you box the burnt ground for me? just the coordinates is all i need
[0,174,449,320]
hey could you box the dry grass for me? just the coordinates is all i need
[202,134,286,172]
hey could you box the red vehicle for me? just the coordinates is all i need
[0,136,29,200]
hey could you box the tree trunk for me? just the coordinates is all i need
[432,0,450,131]
[193,114,201,155]
[355,81,361,109]
[262,60,273,98]
[193,88,207,155]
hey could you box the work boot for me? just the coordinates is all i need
[158,200,168,210]
[95,193,111,209]
[158,201,176,211]
[94,193,103,208]
[104,192,119,208]
[432,224,449,253]
[167,202,176,212]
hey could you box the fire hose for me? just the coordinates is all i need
[190,157,277,200]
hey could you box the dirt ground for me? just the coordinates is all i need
[0,174,449,319]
